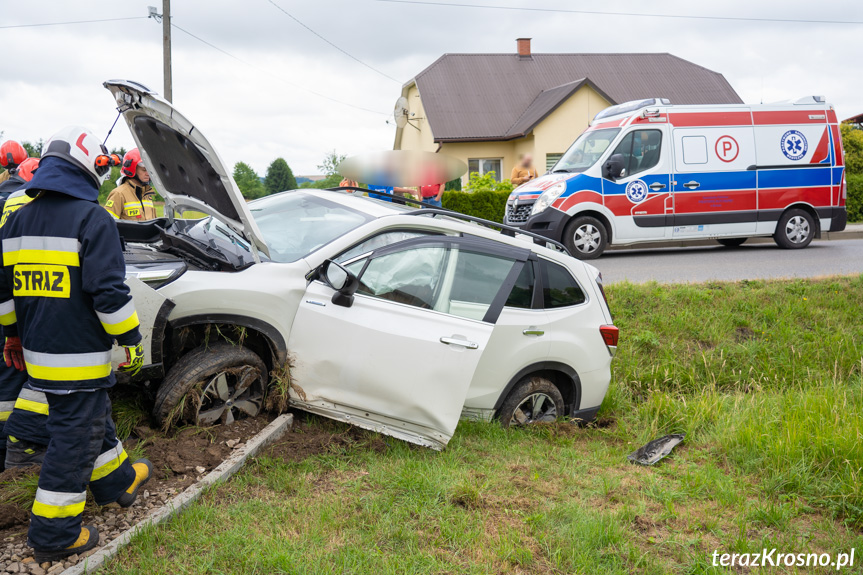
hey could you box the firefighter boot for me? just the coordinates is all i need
[116,459,152,508]
[34,525,100,564]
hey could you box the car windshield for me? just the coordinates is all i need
[240,192,372,263]
[551,128,620,173]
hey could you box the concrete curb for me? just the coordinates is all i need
[608,225,863,252]
[60,413,294,575]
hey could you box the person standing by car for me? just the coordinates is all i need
[510,154,538,187]
[0,140,29,185]
[420,181,446,208]
[0,127,151,563]
[104,148,157,221]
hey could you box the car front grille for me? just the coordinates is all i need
[506,201,533,224]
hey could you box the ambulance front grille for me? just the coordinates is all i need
[506,202,533,224]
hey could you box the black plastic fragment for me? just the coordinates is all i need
[627,433,685,465]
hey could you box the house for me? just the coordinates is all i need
[393,39,742,184]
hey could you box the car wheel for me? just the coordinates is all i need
[564,216,608,260]
[153,343,268,428]
[717,238,747,247]
[498,376,565,428]
[773,208,815,249]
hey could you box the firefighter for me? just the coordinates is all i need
[0,140,29,186]
[0,157,39,208]
[0,160,48,470]
[0,126,151,563]
[104,148,156,220]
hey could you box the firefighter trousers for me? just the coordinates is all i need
[5,383,49,469]
[29,388,135,551]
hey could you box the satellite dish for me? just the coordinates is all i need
[393,96,409,129]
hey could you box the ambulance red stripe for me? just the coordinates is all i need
[668,111,753,127]
[753,111,827,125]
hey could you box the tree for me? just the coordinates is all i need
[299,173,342,189]
[233,161,266,199]
[317,150,346,177]
[22,139,44,158]
[264,158,297,194]
[98,166,122,204]
[463,171,513,194]
[841,123,863,175]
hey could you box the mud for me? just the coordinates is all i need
[264,415,388,462]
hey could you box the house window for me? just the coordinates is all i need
[468,158,503,181]
[546,153,563,171]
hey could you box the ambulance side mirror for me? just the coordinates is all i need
[603,154,626,181]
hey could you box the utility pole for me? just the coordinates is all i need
[162,0,172,102]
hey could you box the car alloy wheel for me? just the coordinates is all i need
[510,392,559,426]
[196,367,265,426]
[785,215,810,244]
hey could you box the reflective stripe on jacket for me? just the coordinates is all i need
[104,179,157,221]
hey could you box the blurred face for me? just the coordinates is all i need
[136,164,150,184]
[521,154,533,167]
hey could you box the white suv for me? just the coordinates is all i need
[107,80,617,450]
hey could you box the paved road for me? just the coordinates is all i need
[593,238,863,284]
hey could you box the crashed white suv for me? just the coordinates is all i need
[107,80,617,450]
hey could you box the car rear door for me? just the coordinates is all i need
[287,236,530,449]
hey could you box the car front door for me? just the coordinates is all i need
[287,236,530,449]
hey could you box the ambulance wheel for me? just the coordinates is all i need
[564,216,608,260]
[774,209,815,249]
[153,343,267,429]
[717,238,747,247]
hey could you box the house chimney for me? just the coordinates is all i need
[517,38,532,59]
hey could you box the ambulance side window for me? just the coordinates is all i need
[609,130,663,178]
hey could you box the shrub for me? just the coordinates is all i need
[847,173,863,223]
[442,190,510,223]
[462,171,513,194]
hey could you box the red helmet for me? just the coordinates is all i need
[0,140,28,169]
[122,148,144,178]
[16,157,39,182]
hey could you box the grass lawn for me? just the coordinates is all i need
[153,201,207,220]
[99,276,863,572]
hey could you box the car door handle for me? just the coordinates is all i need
[649,183,666,191]
[683,181,700,189]
[440,337,479,349]
[522,329,545,336]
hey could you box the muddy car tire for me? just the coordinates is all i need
[498,376,565,428]
[153,343,268,429]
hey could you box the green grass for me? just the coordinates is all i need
[153,202,207,219]
[106,276,863,574]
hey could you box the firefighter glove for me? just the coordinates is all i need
[4,336,25,371]
[118,342,144,376]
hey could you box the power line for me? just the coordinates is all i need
[170,23,389,116]
[376,0,863,25]
[0,16,147,30]
[267,0,399,83]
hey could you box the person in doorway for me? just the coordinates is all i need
[104,148,156,221]
[511,154,538,186]
[419,182,446,208]
[0,127,151,563]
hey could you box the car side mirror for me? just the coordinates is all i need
[603,154,626,181]
[320,260,359,307]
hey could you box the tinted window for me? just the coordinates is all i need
[608,130,663,178]
[542,261,586,308]
[505,262,535,309]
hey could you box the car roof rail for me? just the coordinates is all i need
[327,186,572,256]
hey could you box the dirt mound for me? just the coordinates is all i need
[265,417,388,462]
[0,504,28,529]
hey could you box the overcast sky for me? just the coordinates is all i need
[1,0,861,175]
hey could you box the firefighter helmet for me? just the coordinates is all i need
[121,148,144,179]
[16,157,39,182]
[0,140,28,169]
[41,126,112,185]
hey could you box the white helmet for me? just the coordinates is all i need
[41,126,117,185]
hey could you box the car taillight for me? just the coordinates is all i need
[600,325,619,355]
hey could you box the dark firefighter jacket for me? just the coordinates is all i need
[0,156,142,391]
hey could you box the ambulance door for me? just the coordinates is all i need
[670,117,757,238]
[601,126,672,241]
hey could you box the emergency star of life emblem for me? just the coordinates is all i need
[625,180,648,203]
[781,130,808,161]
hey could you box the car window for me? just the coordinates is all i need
[553,128,620,173]
[355,247,447,309]
[608,130,663,179]
[335,230,438,263]
[444,251,518,321]
[504,261,535,309]
[542,260,586,308]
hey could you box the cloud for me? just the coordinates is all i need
[2,0,861,175]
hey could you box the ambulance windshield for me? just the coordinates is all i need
[551,128,620,174]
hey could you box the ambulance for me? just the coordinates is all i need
[504,96,848,259]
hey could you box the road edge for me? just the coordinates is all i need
[608,226,863,252]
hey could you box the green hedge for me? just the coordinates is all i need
[442,190,510,223]
[847,173,863,223]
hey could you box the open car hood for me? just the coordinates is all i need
[104,80,269,258]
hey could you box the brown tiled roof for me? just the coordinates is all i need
[412,53,742,142]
